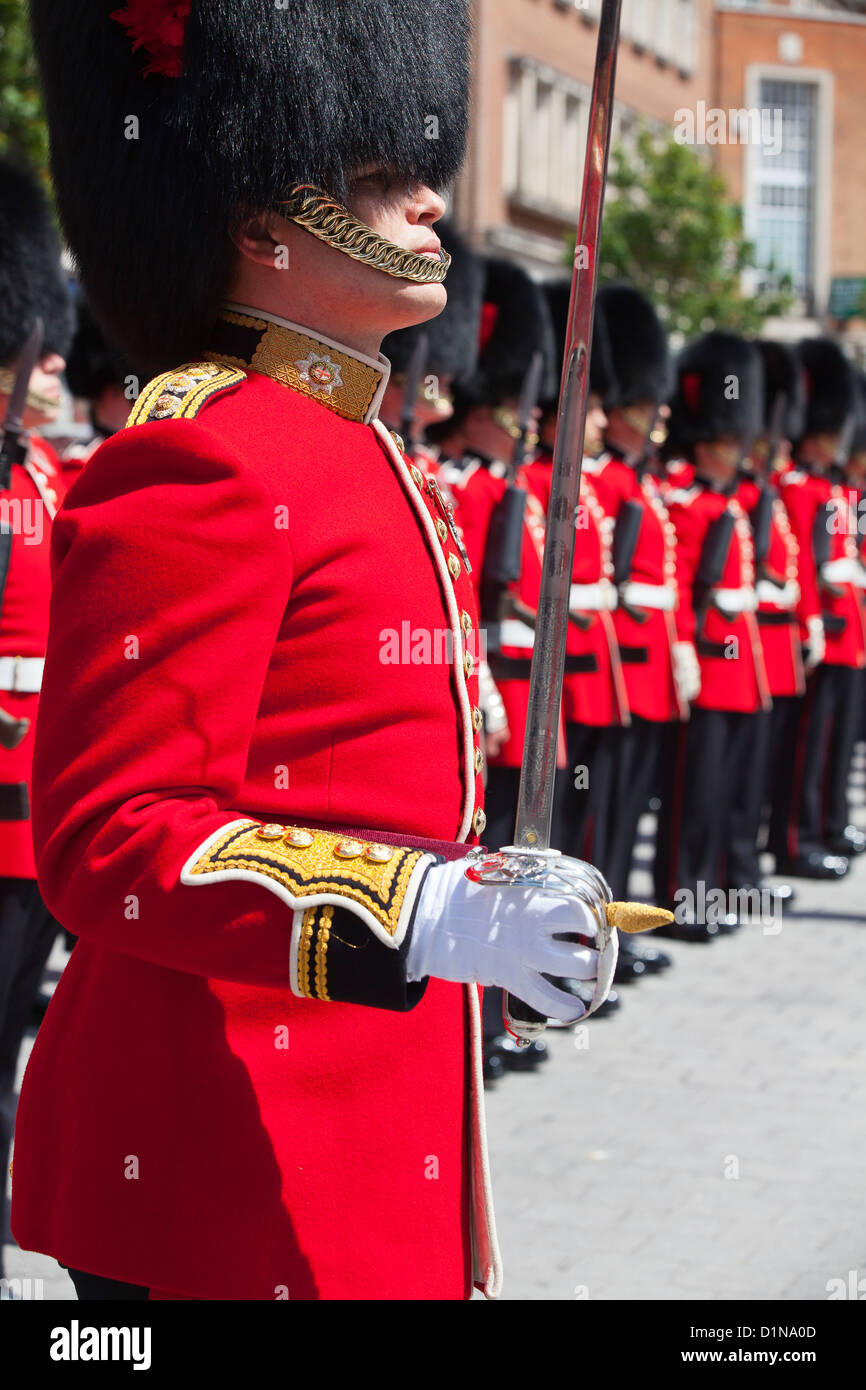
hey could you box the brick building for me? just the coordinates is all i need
[714,0,866,336]
[453,0,716,271]
[454,0,866,338]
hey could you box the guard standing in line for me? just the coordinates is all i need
[444,258,563,1069]
[0,154,72,1261]
[655,333,769,938]
[773,338,866,876]
[581,285,684,913]
[16,0,617,1300]
[539,284,630,883]
[729,342,804,904]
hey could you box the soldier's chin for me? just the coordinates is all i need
[386,278,447,331]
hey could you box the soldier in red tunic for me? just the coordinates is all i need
[727,343,805,902]
[577,286,683,907]
[15,0,617,1301]
[772,338,865,877]
[0,154,73,1257]
[654,333,769,938]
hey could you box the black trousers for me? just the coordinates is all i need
[654,708,757,907]
[552,722,615,866]
[766,694,805,862]
[726,706,772,887]
[771,665,863,858]
[0,877,58,1231]
[598,716,663,900]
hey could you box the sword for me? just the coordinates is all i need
[463,0,670,1041]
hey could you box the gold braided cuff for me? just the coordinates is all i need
[181,819,435,946]
[276,185,451,284]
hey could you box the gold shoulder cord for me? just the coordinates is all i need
[277,185,451,285]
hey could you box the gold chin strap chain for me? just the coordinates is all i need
[276,184,451,285]
[0,367,58,419]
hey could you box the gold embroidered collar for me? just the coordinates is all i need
[207,304,390,425]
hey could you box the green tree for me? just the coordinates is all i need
[593,126,793,338]
[0,0,48,174]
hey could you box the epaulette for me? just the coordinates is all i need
[125,362,246,427]
[665,484,701,508]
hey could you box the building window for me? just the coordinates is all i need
[751,79,816,301]
[504,57,591,218]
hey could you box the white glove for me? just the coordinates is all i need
[407,853,617,1022]
[804,615,825,670]
[673,640,701,704]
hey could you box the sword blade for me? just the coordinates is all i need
[513,0,622,852]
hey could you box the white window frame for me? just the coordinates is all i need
[742,63,833,313]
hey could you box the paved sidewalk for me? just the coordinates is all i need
[482,809,866,1301]
[5,796,866,1302]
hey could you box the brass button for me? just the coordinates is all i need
[410,465,425,489]
[391,431,406,454]
[461,610,472,635]
[333,838,365,860]
[448,554,461,580]
[472,706,483,733]
[256,824,286,841]
[474,747,484,774]
[464,650,475,677]
[284,827,314,848]
[473,807,487,836]
[436,519,448,542]
[152,392,180,418]
[364,843,395,864]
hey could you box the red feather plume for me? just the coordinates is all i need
[681,371,701,415]
[110,0,192,78]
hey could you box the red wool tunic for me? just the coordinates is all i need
[666,479,769,714]
[0,436,64,878]
[585,452,683,723]
[11,309,499,1301]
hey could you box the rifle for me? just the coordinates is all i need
[0,319,44,751]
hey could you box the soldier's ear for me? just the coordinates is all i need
[230,210,289,269]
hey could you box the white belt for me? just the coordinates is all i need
[0,656,44,693]
[499,618,535,651]
[620,581,676,612]
[712,587,758,614]
[821,557,862,586]
[569,581,617,612]
[756,579,799,610]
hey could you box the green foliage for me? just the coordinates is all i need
[0,0,49,175]
[589,126,794,338]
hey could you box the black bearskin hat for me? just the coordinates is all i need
[0,154,73,369]
[542,279,614,412]
[455,258,557,407]
[29,0,471,374]
[755,341,806,444]
[850,370,866,457]
[382,222,484,381]
[596,283,672,410]
[666,332,764,452]
[65,294,130,401]
[795,337,857,440]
